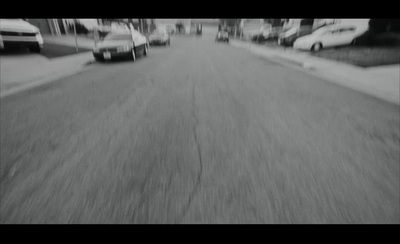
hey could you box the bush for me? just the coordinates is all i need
[354,30,400,47]
[369,19,390,33]
[353,31,374,46]
[68,22,89,35]
[300,19,314,26]
[389,19,400,32]
[368,19,400,33]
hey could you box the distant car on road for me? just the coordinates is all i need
[148,29,170,46]
[215,30,229,43]
[278,26,313,47]
[293,24,361,52]
[165,25,175,35]
[0,19,43,53]
[93,30,148,61]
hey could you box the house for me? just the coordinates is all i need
[240,19,265,38]
[153,19,192,34]
[26,19,69,35]
[26,19,102,36]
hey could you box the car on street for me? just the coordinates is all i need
[293,24,361,52]
[215,30,229,43]
[92,30,148,61]
[278,26,313,47]
[0,19,44,53]
[148,29,170,46]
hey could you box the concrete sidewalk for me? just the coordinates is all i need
[42,34,96,49]
[1,51,94,98]
[230,39,400,105]
[0,35,98,98]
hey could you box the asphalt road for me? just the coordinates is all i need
[1,33,399,224]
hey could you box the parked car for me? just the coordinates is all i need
[278,26,313,46]
[293,24,361,52]
[215,30,229,43]
[251,26,283,43]
[93,30,148,61]
[148,29,170,46]
[0,19,43,53]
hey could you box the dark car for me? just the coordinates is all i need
[215,30,229,43]
[278,26,313,47]
[92,31,148,62]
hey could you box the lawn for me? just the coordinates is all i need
[310,46,400,68]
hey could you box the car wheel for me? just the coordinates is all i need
[143,44,148,56]
[311,43,322,52]
[131,48,136,61]
[29,44,41,53]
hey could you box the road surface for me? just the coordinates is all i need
[1,33,399,223]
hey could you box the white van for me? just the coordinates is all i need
[0,19,44,53]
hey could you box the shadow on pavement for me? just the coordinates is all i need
[0,48,33,56]
[40,43,91,59]
[1,43,92,59]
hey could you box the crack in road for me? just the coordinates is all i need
[175,80,203,224]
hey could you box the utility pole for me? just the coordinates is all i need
[74,19,79,53]
[140,19,144,33]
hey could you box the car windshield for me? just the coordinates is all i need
[104,34,132,41]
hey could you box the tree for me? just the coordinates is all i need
[100,19,124,26]
[68,20,88,35]
[176,21,184,34]
[264,19,284,27]
[220,19,241,27]
[369,19,400,33]
[300,19,314,27]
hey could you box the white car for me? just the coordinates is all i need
[0,19,44,53]
[293,24,360,52]
[93,29,148,62]
[148,29,170,46]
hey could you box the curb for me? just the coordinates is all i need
[230,40,308,68]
